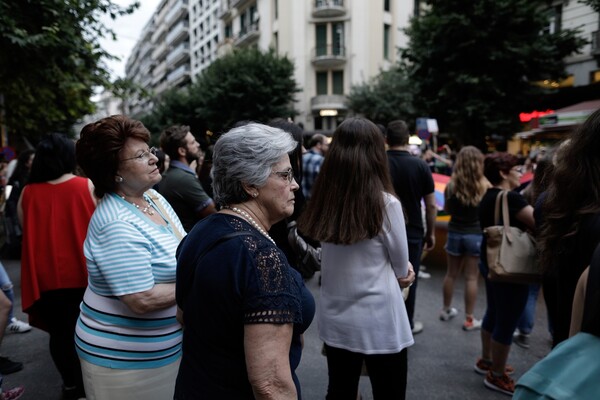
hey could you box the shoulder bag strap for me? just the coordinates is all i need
[145,190,184,241]
[493,190,503,225]
[501,190,513,243]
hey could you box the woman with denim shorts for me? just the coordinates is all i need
[440,146,489,331]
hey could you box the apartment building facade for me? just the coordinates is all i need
[123,0,599,130]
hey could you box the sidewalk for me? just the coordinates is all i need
[1,255,552,399]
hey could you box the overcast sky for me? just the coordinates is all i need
[99,0,161,79]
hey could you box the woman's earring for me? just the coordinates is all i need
[116,176,124,183]
[253,192,258,198]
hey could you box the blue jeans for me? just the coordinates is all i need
[517,284,541,335]
[0,262,14,320]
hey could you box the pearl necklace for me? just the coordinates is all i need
[121,195,155,215]
[225,206,275,245]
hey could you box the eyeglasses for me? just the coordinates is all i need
[121,147,158,162]
[271,168,295,184]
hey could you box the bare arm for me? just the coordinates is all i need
[119,283,176,315]
[245,323,297,400]
[17,187,25,226]
[569,266,589,337]
[423,192,437,251]
[515,205,536,232]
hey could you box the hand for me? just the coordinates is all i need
[397,262,416,289]
[423,234,436,252]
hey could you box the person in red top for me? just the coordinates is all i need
[17,133,96,400]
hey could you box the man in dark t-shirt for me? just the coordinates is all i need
[386,120,436,334]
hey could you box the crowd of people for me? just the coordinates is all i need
[0,108,598,399]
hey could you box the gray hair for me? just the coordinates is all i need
[211,123,297,205]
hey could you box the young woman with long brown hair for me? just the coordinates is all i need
[440,146,489,330]
[298,117,415,400]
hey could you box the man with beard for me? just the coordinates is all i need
[159,125,216,232]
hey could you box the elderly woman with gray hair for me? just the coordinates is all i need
[174,123,315,399]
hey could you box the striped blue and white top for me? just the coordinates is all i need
[75,190,184,369]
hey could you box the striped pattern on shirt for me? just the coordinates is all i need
[76,190,183,369]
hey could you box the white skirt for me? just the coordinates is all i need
[80,357,180,400]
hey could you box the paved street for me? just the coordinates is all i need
[2,252,552,399]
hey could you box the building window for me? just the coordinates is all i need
[274,0,278,19]
[273,32,278,51]
[543,5,562,34]
[225,23,232,38]
[316,72,328,95]
[384,0,390,12]
[332,71,344,94]
[316,24,327,56]
[592,70,600,83]
[332,22,344,55]
[383,23,391,60]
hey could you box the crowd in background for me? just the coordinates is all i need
[0,108,598,399]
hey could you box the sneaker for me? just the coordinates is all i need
[6,318,31,334]
[484,371,515,396]
[0,387,25,400]
[462,316,482,331]
[513,332,530,349]
[411,321,424,334]
[0,356,23,375]
[439,307,458,321]
[418,270,431,279]
[474,358,514,375]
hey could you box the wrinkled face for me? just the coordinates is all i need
[117,138,161,194]
[256,154,299,225]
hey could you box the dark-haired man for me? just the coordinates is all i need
[386,120,437,335]
[159,125,216,232]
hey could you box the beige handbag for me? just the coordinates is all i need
[483,190,541,284]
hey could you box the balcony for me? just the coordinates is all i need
[592,31,600,58]
[232,0,253,9]
[312,0,346,18]
[152,41,169,60]
[166,42,190,65]
[152,61,167,84]
[166,20,189,45]
[151,22,167,44]
[220,0,233,20]
[139,41,154,59]
[165,0,188,26]
[167,64,191,86]
[311,45,346,67]
[234,22,259,47]
[310,94,347,111]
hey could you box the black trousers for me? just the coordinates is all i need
[324,344,408,400]
[34,288,86,392]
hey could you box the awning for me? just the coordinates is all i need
[539,99,600,128]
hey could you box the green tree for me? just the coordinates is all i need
[191,48,299,133]
[580,0,600,12]
[346,65,415,125]
[111,77,151,115]
[402,0,587,148]
[0,0,137,143]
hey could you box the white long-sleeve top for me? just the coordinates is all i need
[318,192,414,354]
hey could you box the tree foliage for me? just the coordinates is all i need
[580,0,600,12]
[191,47,299,133]
[401,0,587,148]
[346,65,415,126]
[0,0,137,142]
[140,48,299,142]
